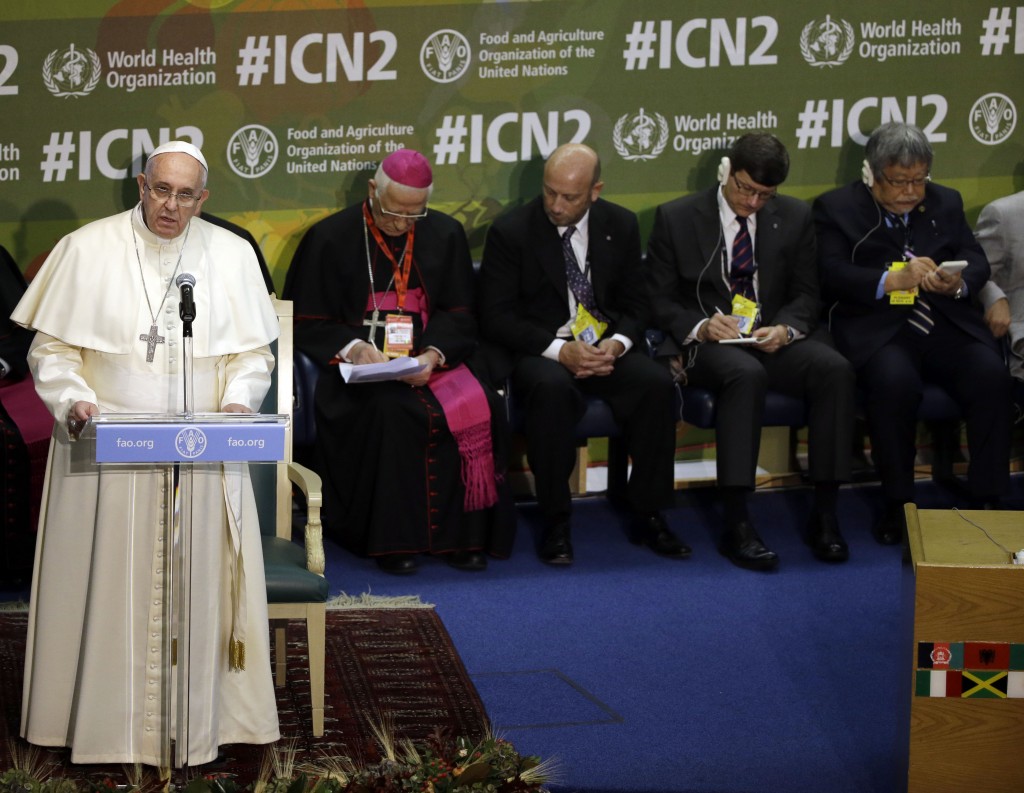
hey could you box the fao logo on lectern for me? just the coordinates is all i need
[175,427,209,459]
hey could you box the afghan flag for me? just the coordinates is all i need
[917,641,963,670]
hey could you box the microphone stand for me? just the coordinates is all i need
[170,286,196,775]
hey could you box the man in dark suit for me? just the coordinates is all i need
[479,142,687,565]
[814,122,1011,542]
[647,133,856,570]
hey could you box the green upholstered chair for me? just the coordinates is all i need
[256,297,329,736]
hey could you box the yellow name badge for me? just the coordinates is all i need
[571,304,607,345]
[383,313,413,358]
[888,261,918,305]
[731,294,759,336]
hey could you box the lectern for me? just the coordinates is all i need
[904,504,1024,792]
[82,412,287,771]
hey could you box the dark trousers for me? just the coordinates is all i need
[859,316,1011,503]
[684,330,856,489]
[512,351,676,523]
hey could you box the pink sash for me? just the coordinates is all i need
[0,375,53,445]
[0,375,55,532]
[428,365,499,512]
[364,288,498,512]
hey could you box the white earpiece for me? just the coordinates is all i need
[718,156,731,187]
[861,159,874,187]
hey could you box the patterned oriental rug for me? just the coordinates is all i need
[0,608,490,784]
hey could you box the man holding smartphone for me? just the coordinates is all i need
[814,122,1012,544]
[648,133,856,570]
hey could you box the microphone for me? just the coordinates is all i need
[176,272,196,324]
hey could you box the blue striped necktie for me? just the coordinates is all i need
[886,211,933,335]
[729,216,756,301]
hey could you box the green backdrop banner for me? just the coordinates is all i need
[0,0,1021,288]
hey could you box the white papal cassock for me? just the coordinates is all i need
[11,206,281,765]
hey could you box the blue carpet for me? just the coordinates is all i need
[3,475,1019,791]
[320,475,1024,793]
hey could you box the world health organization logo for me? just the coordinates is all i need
[800,16,855,68]
[421,29,471,84]
[613,109,668,161]
[43,44,101,98]
[227,125,278,179]
[175,427,208,460]
[970,93,1017,146]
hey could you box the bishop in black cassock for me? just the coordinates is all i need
[283,150,514,574]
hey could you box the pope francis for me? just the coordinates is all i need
[11,141,281,766]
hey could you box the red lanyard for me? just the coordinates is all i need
[363,201,415,310]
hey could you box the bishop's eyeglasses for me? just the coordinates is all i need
[372,196,428,220]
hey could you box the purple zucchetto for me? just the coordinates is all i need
[380,148,433,189]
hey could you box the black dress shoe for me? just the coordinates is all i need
[805,513,849,563]
[719,520,779,571]
[539,522,574,565]
[630,512,691,558]
[872,507,904,546]
[375,553,418,574]
[446,551,488,572]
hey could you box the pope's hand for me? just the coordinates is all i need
[67,401,99,437]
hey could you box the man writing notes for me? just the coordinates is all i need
[479,142,688,565]
[814,122,1011,544]
[12,141,280,765]
[283,149,513,575]
[647,133,856,570]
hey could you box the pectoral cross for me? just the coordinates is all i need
[140,324,165,363]
[363,309,382,341]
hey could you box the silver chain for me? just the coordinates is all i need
[130,205,190,324]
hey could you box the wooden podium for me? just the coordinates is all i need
[904,505,1024,792]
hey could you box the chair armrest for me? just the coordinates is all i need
[287,461,325,576]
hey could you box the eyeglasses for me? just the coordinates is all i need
[879,173,931,189]
[372,196,428,221]
[145,182,200,208]
[731,174,776,202]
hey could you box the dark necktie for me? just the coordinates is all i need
[729,216,756,301]
[886,211,932,335]
[562,226,607,321]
